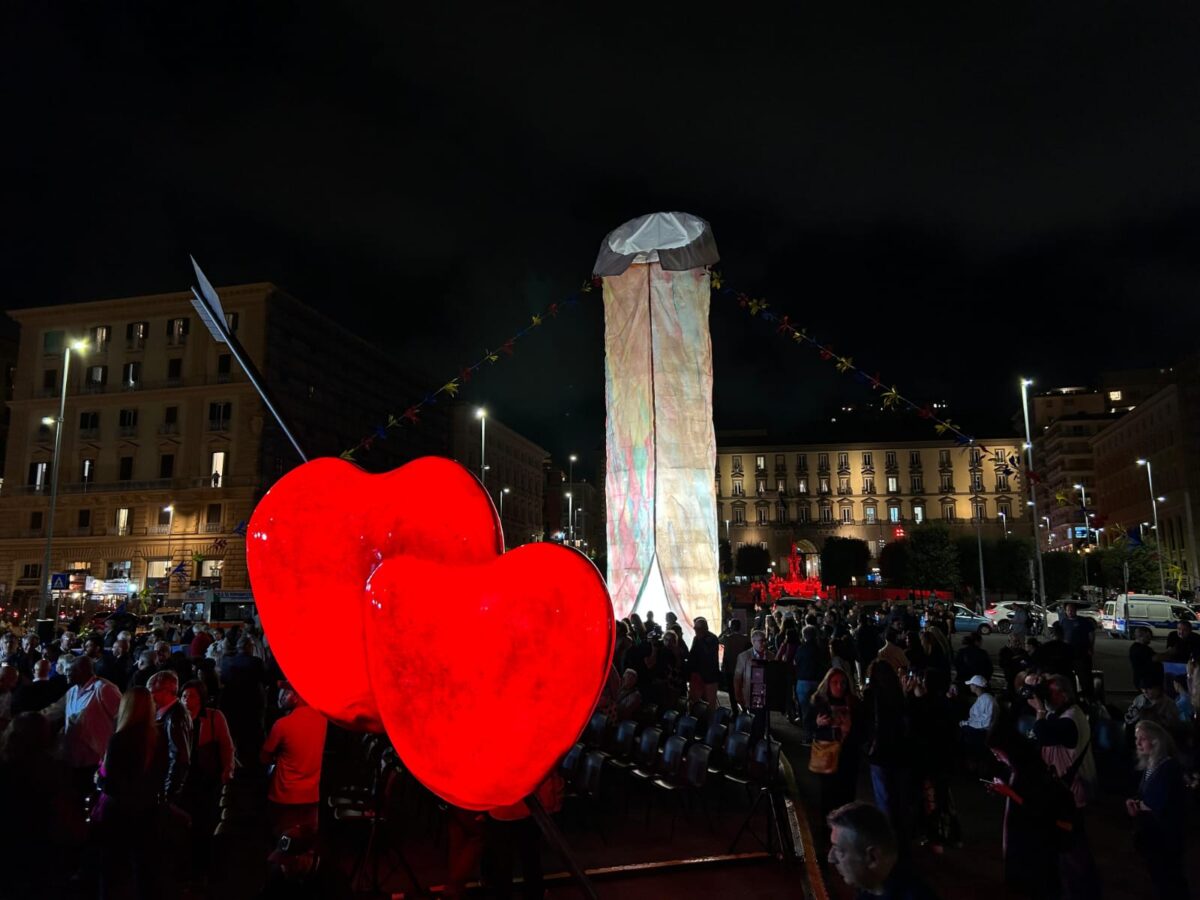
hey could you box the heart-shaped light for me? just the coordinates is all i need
[365,546,614,810]
[246,457,502,730]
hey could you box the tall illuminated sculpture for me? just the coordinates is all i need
[595,212,721,634]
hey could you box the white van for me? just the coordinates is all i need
[1102,594,1195,638]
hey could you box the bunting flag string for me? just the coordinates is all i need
[339,278,600,459]
[712,271,1009,461]
[340,265,1024,468]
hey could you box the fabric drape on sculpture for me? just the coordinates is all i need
[603,262,720,633]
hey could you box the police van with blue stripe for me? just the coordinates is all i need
[1101,593,1195,638]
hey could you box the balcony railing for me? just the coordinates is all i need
[148,525,171,535]
[119,425,138,438]
[3,474,256,497]
[79,427,100,440]
[202,522,223,533]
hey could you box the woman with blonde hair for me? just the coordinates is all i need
[1127,720,1188,899]
[806,664,861,815]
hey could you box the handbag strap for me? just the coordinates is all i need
[1063,735,1091,784]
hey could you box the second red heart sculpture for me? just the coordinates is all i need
[365,546,615,810]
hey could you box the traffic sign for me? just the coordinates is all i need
[50,573,69,591]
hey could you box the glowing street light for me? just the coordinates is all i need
[1019,378,1047,604]
[1072,482,1092,585]
[475,408,487,486]
[567,454,578,541]
[40,338,87,620]
[1136,459,1167,594]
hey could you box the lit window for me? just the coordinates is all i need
[28,461,48,489]
[888,506,900,523]
[841,506,853,523]
[1108,390,1122,402]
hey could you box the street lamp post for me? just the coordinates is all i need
[567,454,577,542]
[565,492,573,547]
[1137,459,1167,595]
[499,488,510,551]
[40,340,85,620]
[999,510,1008,539]
[1019,378,1048,605]
[973,500,988,609]
[1073,483,1090,588]
[475,408,487,487]
[163,505,175,596]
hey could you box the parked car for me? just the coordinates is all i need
[1101,594,1195,638]
[985,601,1022,629]
[985,601,1046,635]
[953,603,993,635]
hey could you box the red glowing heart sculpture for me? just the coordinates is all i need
[365,546,614,810]
[246,457,502,730]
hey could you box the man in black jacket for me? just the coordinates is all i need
[686,617,720,708]
[953,633,993,690]
[148,669,192,802]
[1128,627,1160,690]
[853,614,881,689]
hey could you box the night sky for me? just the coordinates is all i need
[6,4,1200,477]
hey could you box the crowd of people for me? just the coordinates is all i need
[0,615,326,899]
[609,597,1196,899]
[2,596,1197,899]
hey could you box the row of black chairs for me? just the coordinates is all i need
[559,705,781,840]
[325,732,426,895]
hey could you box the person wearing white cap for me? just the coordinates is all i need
[960,674,997,755]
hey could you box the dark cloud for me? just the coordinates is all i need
[4,3,1200,473]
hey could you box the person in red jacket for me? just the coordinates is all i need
[261,683,327,837]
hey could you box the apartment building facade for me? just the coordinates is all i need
[1,283,449,618]
[716,437,1024,577]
